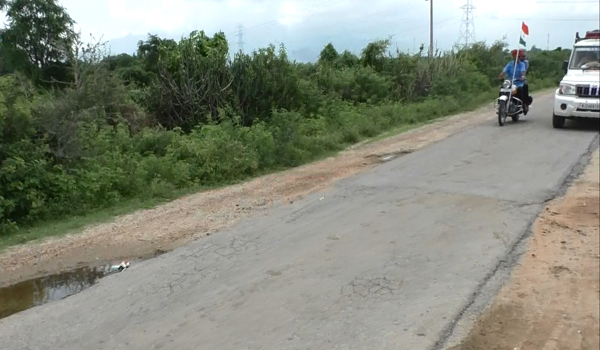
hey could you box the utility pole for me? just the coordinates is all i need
[547,33,550,50]
[236,24,244,53]
[426,0,433,57]
[459,0,476,48]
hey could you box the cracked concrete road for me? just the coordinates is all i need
[0,102,598,350]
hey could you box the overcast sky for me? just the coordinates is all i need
[21,0,600,61]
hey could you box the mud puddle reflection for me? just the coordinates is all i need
[0,249,168,320]
[1,264,118,319]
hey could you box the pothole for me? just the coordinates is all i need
[0,265,108,319]
[0,253,164,320]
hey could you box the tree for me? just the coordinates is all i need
[361,38,391,72]
[102,53,150,86]
[0,41,16,75]
[146,30,234,130]
[337,50,359,68]
[137,34,177,74]
[318,43,338,65]
[1,0,77,85]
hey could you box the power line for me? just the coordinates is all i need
[287,4,424,44]
[516,18,599,21]
[458,0,476,48]
[280,17,459,53]
[480,14,599,21]
[226,0,348,37]
[265,3,426,48]
[535,1,597,3]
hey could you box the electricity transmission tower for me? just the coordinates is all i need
[236,24,244,53]
[458,0,476,48]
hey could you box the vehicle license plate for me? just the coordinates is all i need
[580,103,600,110]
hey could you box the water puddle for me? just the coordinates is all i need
[0,249,168,320]
[1,264,121,320]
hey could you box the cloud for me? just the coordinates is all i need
[54,0,599,60]
[278,1,301,26]
[106,0,203,34]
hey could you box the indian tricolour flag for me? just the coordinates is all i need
[519,22,529,49]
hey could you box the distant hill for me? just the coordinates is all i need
[107,31,174,55]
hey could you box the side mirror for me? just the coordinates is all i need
[562,60,569,74]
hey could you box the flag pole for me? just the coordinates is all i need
[509,23,525,109]
[509,44,520,105]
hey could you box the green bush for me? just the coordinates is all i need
[0,0,571,235]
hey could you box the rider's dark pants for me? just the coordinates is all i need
[517,84,532,106]
[498,83,532,106]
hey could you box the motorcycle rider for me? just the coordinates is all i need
[519,51,532,107]
[498,49,531,114]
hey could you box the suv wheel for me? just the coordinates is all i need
[553,114,566,129]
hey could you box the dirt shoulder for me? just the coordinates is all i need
[0,92,555,287]
[448,147,599,350]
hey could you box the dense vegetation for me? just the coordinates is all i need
[0,0,570,235]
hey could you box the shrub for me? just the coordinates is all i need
[0,12,569,234]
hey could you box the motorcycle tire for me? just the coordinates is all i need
[498,101,507,126]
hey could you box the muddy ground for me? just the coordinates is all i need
[448,148,599,350]
[1,95,535,287]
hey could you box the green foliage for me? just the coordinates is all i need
[142,30,234,130]
[1,0,77,86]
[526,48,571,84]
[0,1,568,237]
[319,43,339,65]
[230,44,301,126]
[361,38,391,72]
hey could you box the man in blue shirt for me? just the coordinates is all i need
[498,49,531,114]
[519,52,531,109]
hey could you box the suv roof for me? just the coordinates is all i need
[575,29,600,46]
[574,38,600,47]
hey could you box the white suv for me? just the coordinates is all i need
[553,30,600,128]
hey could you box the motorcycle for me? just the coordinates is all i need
[496,79,525,126]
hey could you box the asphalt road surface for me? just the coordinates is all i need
[0,100,598,350]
